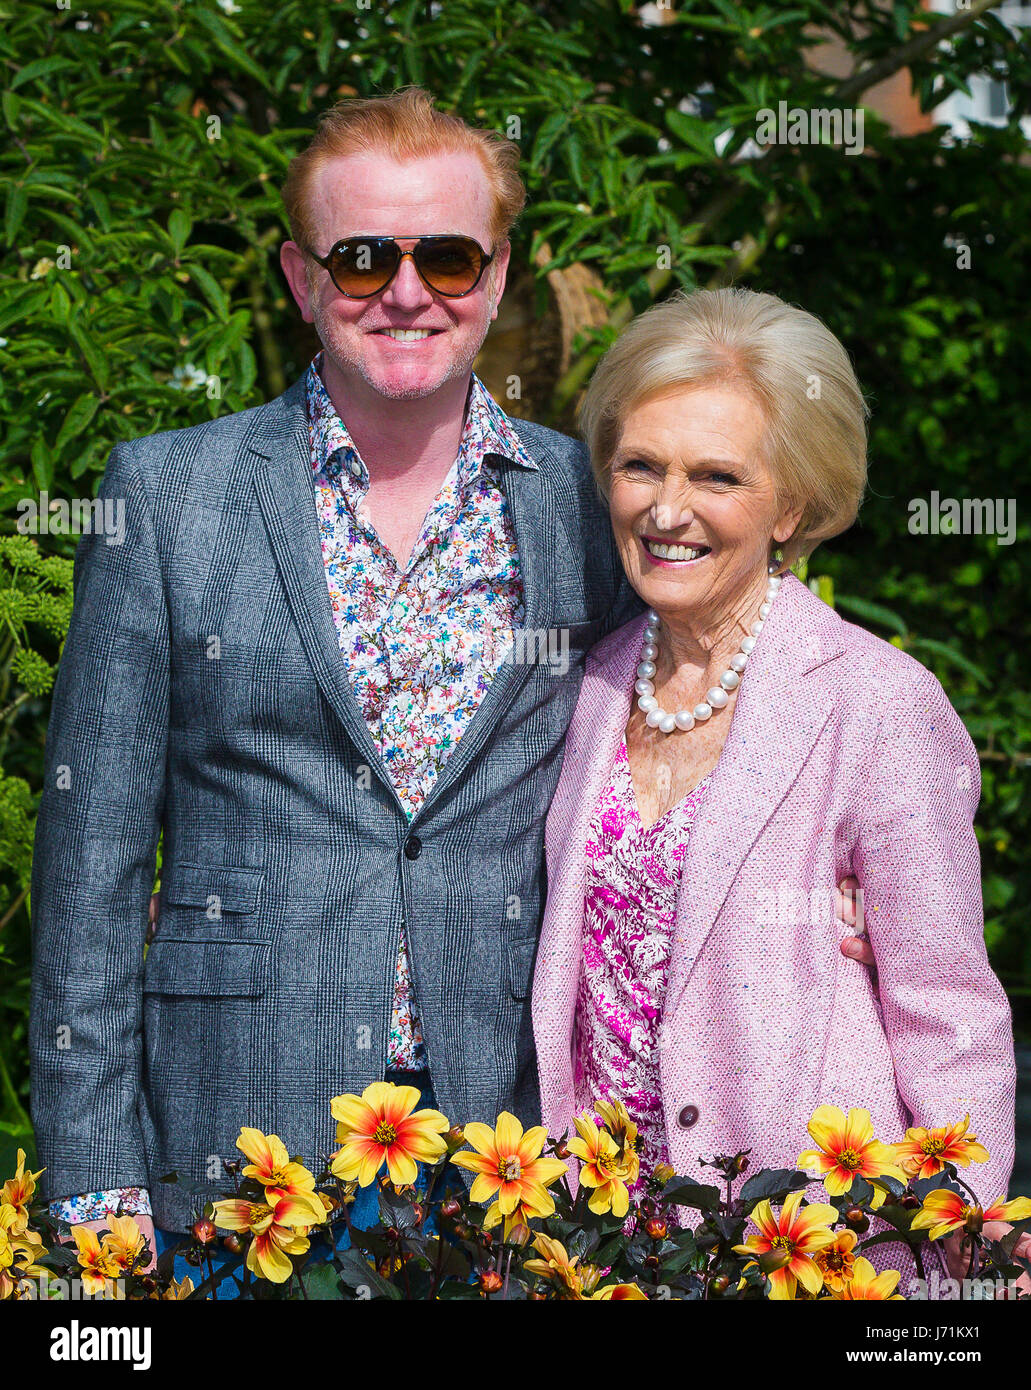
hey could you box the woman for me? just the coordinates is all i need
[532,288,1017,1277]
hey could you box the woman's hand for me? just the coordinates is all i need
[836,875,876,970]
[944,1223,1031,1296]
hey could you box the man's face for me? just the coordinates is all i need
[281,150,509,402]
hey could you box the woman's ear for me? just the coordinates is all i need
[773,504,805,546]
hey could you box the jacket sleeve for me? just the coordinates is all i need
[852,663,1016,1202]
[30,442,169,1200]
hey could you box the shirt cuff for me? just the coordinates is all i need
[49,1187,152,1225]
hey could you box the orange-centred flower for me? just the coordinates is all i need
[831,1256,904,1300]
[212,1191,319,1283]
[594,1099,641,1187]
[71,1225,120,1296]
[894,1116,990,1181]
[812,1228,858,1293]
[1,1149,44,1235]
[236,1127,320,1202]
[909,1190,1031,1242]
[330,1081,449,1188]
[797,1106,905,1196]
[451,1112,567,1222]
[566,1113,633,1218]
[733,1189,838,1300]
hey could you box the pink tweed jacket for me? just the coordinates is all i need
[533,573,1016,1207]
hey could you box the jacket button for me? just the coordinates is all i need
[404,835,422,861]
[678,1104,699,1128]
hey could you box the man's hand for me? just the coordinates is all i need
[59,1212,158,1276]
[836,875,875,970]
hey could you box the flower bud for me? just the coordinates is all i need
[844,1207,869,1233]
[506,1223,531,1248]
[653,1163,675,1186]
[710,1274,730,1294]
[644,1255,660,1270]
[734,1154,750,1174]
[480,1270,504,1294]
[192,1217,216,1245]
[900,1194,921,1211]
[440,1197,462,1220]
[758,1247,792,1274]
[222,1232,244,1255]
[645,1217,668,1241]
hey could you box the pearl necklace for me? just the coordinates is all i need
[635,566,783,734]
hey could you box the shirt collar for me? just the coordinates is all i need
[305,351,537,490]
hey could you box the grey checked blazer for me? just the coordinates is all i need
[29,375,639,1230]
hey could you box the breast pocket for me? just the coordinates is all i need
[159,863,264,926]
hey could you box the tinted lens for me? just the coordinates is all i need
[413,237,485,295]
[327,238,400,296]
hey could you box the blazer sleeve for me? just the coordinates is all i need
[30,442,170,1200]
[852,663,1016,1202]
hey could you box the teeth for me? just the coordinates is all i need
[645,540,707,561]
[380,328,434,341]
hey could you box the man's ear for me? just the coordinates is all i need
[280,241,317,324]
[488,240,511,322]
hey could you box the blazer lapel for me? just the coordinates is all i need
[664,576,845,1016]
[249,379,403,808]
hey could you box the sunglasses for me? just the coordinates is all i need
[306,234,494,299]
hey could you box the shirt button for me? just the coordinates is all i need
[404,835,422,861]
[678,1104,699,1128]
[349,459,363,479]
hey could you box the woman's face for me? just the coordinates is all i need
[607,382,802,626]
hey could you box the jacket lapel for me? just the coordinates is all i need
[249,379,403,808]
[664,575,845,1016]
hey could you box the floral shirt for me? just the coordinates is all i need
[574,736,712,1181]
[50,357,532,1225]
[307,353,532,1068]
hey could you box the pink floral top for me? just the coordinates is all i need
[574,736,712,1178]
[307,354,533,1069]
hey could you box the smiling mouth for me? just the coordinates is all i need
[641,537,712,562]
[373,328,444,342]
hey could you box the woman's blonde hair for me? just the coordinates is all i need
[578,287,869,567]
[282,87,526,254]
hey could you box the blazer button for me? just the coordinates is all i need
[678,1104,699,1128]
[404,835,422,861]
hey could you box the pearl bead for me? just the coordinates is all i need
[635,678,654,695]
[694,703,713,721]
[750,620,763,635]
[645,708,664,728]
[674,710,695,730]
[729,653,747,673]
[759,602,771,618]
[741,636,756,653]
[638,695,657,713]
[720,670,740,691]
[641,643,658,661]
[638,660,656,678]
[707,687,729,709]
[648,611,661,624]
[659,713,677,734]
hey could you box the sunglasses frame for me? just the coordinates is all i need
[306,234,494,299]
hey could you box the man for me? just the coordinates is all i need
[30,88,874,1263]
